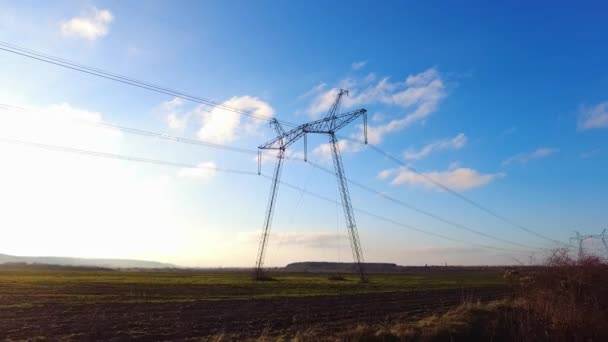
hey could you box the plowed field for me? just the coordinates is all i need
[0,265,509,340]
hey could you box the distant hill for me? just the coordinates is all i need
[0,253,174,269]
[284,262,399,273]
[283,262,503,273]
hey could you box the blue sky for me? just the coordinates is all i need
[0,1,606,266]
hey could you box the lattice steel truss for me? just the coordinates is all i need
[254,90,368,281]
[570,229,608,259]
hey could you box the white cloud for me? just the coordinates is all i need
[196,96,273,144]
[501,147,559,166]
[307,88,342,116]
[580,149,600,159]
[297,83,327,101]
[178,161,217,182]
[377,168,396,180]
[578,101,608,130]
[371,112,385,122]
[404,133,467,160]
[167,113,186,129]
[308,69,446,146]
[307,68,444,118]
[380,166,503,191]
[312,139,362,160]
[351,60,367,70]
[238,231,346,248]
[258,149,305,164]
[303,68,446,151]
[362,73,377,84]
[162,98,188,129]
[367,77,444,144]
[405,68,439,87]
[160,95,273,143]
[163,97,183,111]
[61,7,114,41]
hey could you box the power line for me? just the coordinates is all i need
[0,102,563,250]
[0,135,542,255]
[0,104,261,156]
[267,175,541,255]
[0,40,565,248]
[0,103,554,251]
[337,135,567,247]
[304,159,548,251]
[0,41,298,128]
[0,137,259,176]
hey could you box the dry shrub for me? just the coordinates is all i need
[329,301,523,342]
[316,250,608,341]
[512,249,608,341]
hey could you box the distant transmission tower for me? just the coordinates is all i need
[255,90,368,281]
[570,229,608,259]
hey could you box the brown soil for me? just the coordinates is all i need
[0,286,508,341]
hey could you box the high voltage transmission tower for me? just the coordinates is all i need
[255,90,368,281]
[570,229,608,259]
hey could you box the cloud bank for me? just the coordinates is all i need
[161,96,274,144]
[61,7,114,41]
[501,147,559,166]
[578,101,608,130]
[351,60,367,70]
[379,166,503,191]
[404,133,467,160]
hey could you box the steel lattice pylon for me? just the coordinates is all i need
[254,90,368,281]
[570,229,608,260]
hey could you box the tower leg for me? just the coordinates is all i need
[254,149,285,280]
[329,133,366,281]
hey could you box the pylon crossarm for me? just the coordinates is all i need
[307,109,366,134]
[258,109,366,150]
[570,230,608,258]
